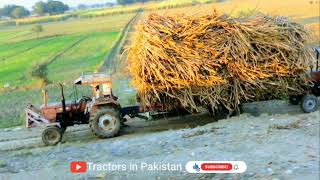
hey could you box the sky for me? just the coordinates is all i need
[0,0,117,9]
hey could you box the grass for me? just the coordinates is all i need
[0,32,121,87]
[0,13,135,43]
[0,35,82,87]
[47,31,120,82]
[0,37,53,61]
[0,13,135,88]
[0,30,30,43]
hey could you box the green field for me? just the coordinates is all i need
[47,32,119,82]
[0,37,52,61]
[0,13,134,43]
[0,35,82,87]
[0,13,135,88]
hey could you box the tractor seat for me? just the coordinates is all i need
[76,98,87,112]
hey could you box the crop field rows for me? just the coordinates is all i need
[0,13,136,88]
[47,31,119,82]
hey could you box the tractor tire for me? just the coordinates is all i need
[42,126,63,146]
[89,107,121,139]
[289,95,302,105]
[301,94,318,113]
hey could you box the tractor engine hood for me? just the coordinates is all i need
[40,101,78,122]
[40,101,76,110]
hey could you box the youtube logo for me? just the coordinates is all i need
[70,161,87,173]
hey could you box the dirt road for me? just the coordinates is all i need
[0,100,319,180]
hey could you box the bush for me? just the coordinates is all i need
[31,24,44,33]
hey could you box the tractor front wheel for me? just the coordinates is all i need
[42,126,63,146]
[89,107,121,138]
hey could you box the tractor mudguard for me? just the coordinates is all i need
[91,96,121,114]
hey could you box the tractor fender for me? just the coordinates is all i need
[91,97,121,115]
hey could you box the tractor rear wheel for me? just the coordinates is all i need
[42,126,63,146]
[89,107,121,138]
[301,94,318,113]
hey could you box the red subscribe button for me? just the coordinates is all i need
[201,163,233,171]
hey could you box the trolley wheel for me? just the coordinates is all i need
[301,94,318,113]
[42,126,63,146]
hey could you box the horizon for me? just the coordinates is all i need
[0,0,117,10]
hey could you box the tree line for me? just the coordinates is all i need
[0,0,159,19]
[0,5,29,19]
[0,1,69,19]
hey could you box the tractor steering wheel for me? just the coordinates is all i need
[81,96,92,102]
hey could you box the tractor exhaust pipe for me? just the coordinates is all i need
[59,83,67,114]
[42,90,48,107]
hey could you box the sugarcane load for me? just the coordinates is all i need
[127,9,317,114]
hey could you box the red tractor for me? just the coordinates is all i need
[26,72,166,146]
[26,73,123,145]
